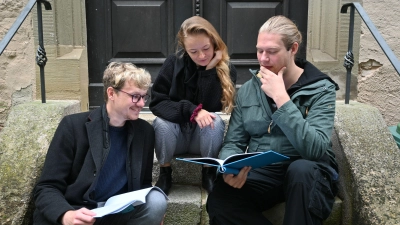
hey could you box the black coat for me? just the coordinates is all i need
[33,105,155,224]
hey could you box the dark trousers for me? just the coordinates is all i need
[206,159,338,225]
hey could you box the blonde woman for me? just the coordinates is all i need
[149,16,236,195]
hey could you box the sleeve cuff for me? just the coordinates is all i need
[190,104,203,123]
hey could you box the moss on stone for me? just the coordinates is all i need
[0,100,80,225]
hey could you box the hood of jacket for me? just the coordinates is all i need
[250,58,340,95]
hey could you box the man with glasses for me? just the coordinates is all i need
[33,62,167,225]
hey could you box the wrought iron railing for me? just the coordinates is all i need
[0,0,51,103]
[341,2,400,104]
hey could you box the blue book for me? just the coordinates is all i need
[176,150,289,175]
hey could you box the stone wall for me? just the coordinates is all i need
[0,0,35,130]
[333,101,400,225]
[358,0,400,126]
[0,100,80,225]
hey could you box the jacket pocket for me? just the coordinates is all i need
[241,103,270,136]
[248,142,259,152]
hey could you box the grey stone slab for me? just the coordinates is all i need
[163,185,203,225]
[153,154,203,185]
[263,197,342,225]
[333,101,400,225]
[0,100,80,224]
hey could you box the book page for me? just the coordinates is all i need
[224,150,289,171]
[223,152,262,164]
[176,157,224,167]
[102,188,151,207]
[92,201,134,217]
[91,187,165,218]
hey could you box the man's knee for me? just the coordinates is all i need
[146,190,168,213]
[286,159,315,183]
[285,159,338,220]
[206,189,218,212]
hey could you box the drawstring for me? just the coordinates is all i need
[268,120,273,134]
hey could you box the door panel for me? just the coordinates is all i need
[224,1,284,84]
[226,2,281,58]
[86,0,308,109]
[111,1,168,58]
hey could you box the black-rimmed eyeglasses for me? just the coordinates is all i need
[114,88,150,103]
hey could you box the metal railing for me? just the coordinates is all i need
[341,2,400,104]
[0,0,51,103]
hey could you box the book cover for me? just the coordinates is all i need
[91,186,168,218]
[176,150,289,175]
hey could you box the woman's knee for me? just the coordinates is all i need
[211,113,225,130]
[153,117,176,132]
[201,113,225,135]
[153,117,180,144]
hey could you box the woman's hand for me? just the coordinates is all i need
[194,109,216,129]
[223,166,251,189]
[206,50,223,70]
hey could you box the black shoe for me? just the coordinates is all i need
[202,167,217,194]
[155,166,172,195]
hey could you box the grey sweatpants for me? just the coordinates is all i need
[153,114,225,165]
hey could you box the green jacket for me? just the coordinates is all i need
[220,59,338,169]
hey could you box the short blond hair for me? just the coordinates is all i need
[259,15,302,51]
[103,62,151,102]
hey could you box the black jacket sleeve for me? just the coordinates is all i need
[149,54,238,123]
[149,55,198,124]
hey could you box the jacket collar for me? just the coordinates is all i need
[85,105,107,171]
[85,104,144,190]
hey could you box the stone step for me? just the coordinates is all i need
[152,154,203,185]
[263,197,343,225]
[163,184,209,225]
[162,183,342,225]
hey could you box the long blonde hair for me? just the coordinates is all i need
[177,16,235,113]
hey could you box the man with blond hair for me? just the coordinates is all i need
[33,62,167,225]
[207,16,339,225]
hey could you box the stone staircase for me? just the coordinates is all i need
[152,156,209,225]
[152,155,342,225]
[141,114,343,225]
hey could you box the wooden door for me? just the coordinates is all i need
[86,0,308,109]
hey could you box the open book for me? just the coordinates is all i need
[91,186,168,218]
[176,150,289,175]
